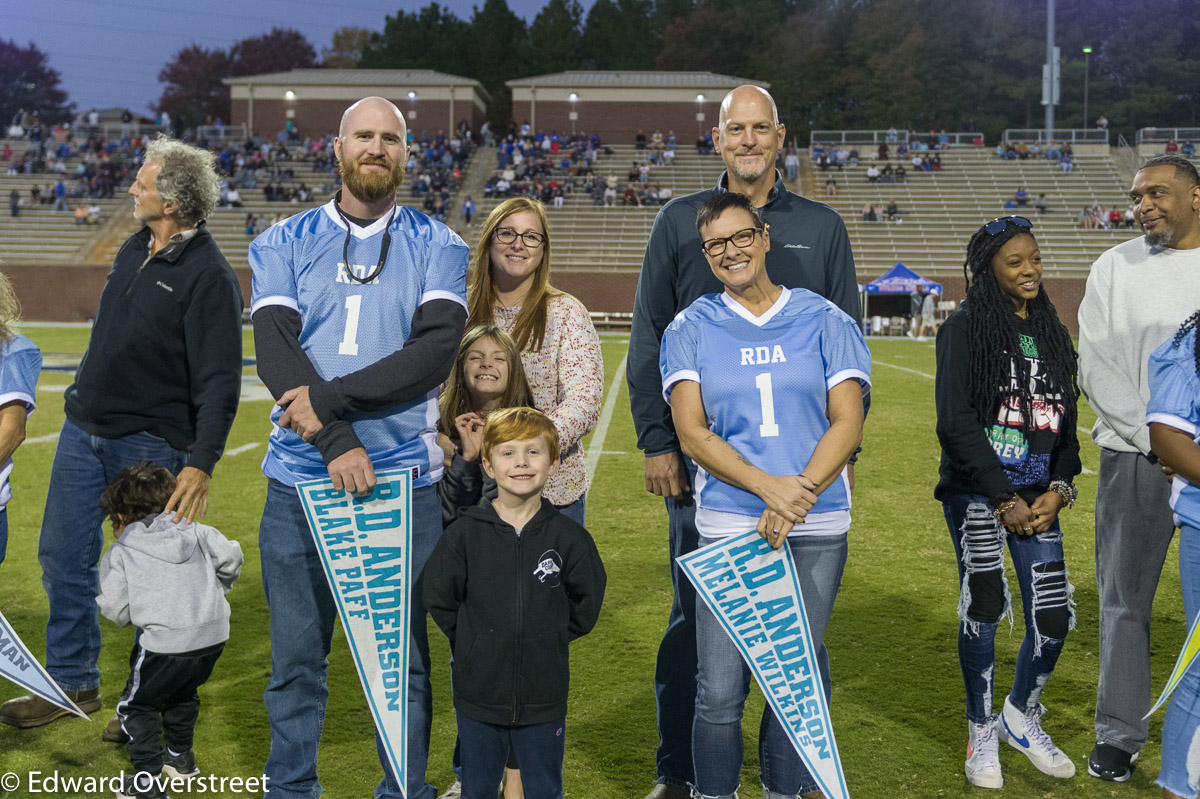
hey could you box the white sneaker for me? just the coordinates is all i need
[965,717,1003,788]
[999,696,1076,778]
[437,780,462,799]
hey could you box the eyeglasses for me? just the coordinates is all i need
[701,227,764,257]
[982,216,1033,236]
[494,227,545,248]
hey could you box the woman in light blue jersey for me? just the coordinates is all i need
[1147,310,1200,799]
[660,192,869,799]
[0,270,42,567]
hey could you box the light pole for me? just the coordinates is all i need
[1082,46,1092,129]
[696,94,706,139]
[568,92,578,136]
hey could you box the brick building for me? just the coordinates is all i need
[506,71,767,145]
[225,69,490,140]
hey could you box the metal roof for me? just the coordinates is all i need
[507,70,768,89]
[225,69,488,97]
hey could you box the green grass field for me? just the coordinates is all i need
[0,329,1185,798]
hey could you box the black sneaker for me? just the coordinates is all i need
[161,749,199,779]
[1087,742,1138,782]
[115,772,168,799]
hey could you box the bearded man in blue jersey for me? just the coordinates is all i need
[249,96,468,799]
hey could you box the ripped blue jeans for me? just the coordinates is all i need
[943,493,1075,724]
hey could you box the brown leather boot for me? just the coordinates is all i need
[102,713,129,743]
[0,689,101,728]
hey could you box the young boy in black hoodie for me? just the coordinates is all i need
[424,407,606,799]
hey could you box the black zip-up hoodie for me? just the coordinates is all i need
[423,498,606,726]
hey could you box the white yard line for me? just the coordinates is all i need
[226,442,262,456]
[585,359,627,481]
[874,360,935,380]
[26,432,60,445]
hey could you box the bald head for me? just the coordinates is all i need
[339,96,406,140]
[718,85,778,129]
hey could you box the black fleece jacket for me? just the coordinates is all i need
[65,224,242,474]
[423,498,606,726]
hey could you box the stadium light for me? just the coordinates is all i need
[696,94,706,137]
[1082,47,1092,129]
[284,91,295,101]
[568,93,579,134]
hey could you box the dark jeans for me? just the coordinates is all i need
[456,713,565,799]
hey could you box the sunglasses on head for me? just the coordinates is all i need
[982,216,1033,236]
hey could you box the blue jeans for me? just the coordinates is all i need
[555,493,586,527]
[456,713,565,799]
[38,418,188,690]
[943,493,1074,724]
[259,478,441,799]
[654,463,700,788]
[692,533,847,799]
[1158,524,1200,799]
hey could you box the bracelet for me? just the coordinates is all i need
[992,494,1018,521]
[1049,480,1077,507]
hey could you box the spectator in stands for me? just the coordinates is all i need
[1017,142,1030,160]
[1079,205,1098,229]
[895,163,907,183]
[658,185,673,203]
[1123,206,1136,228]
[624,185,640,207]
[1166,139,1179,155]
[603,184,616,206]
[930,154,942,171]
[244,213,257,235]
[785,146,799,182]
[886,199,901,221]
[226,187,242,208]
[862,201,875,221]
[29,185,41,206]
[86,204,100,225]
[1036,193,1049,215]
[866,164,880,183]
[873,202,886,221]
[1014,187,1029,207]
[897,140,909,158]
[912,153,925,171]
[8,189,18,217]
[1059,149,1074,173]
[463,195,475,226]
[825,176,838,196]
[909,286,922,337]
[52,179,67,212]
[1107,207,1122,228]
[1183,141,1196,158]
[74,203,88,225]
[1096,115,1108,130]
[628,84,861,799]
[878,142,889,161]
[635,130,647,150]
[1078,155,1200,785]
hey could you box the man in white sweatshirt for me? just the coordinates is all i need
[1078,155,1200,782]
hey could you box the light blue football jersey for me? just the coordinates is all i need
[1147,326,1200,531]
[0,333,42,509]
[661,288,871,529]
[250,199,468,488]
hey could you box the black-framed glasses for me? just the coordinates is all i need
[494,227,545,248]
[701,227,764,257]
[982,215,1033,236]
[334,190,395,284]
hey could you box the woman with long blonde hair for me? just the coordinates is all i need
[466,197,602,525]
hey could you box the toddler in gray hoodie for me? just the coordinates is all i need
[95,463,242,799]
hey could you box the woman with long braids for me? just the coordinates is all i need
[1146,310,1200,799]
[934,216,1081,789]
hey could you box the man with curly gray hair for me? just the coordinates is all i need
[0,136,244,735]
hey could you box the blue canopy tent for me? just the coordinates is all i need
[861,262,943,333]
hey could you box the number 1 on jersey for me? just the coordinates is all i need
[755,372,780,437]
[338,295,362,356]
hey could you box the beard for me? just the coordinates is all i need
[340,156,404,203]
[1144,227,1173,248]
[727,151,771,183]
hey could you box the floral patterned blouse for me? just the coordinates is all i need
[494,293,604,506]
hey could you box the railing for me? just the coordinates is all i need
[1001,128,1109,144]
[1114,134,1140,186]
[93,122,167,139]
[810,130,985,148]
[196,125,248,143]
[1135,127,1200,145]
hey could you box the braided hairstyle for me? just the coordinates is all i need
[961,218,1079,433]
[1171,310,1200,375]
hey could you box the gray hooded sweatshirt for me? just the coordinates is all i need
[96,511,243,654]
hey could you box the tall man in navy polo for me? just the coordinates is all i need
[627,85,861,799]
